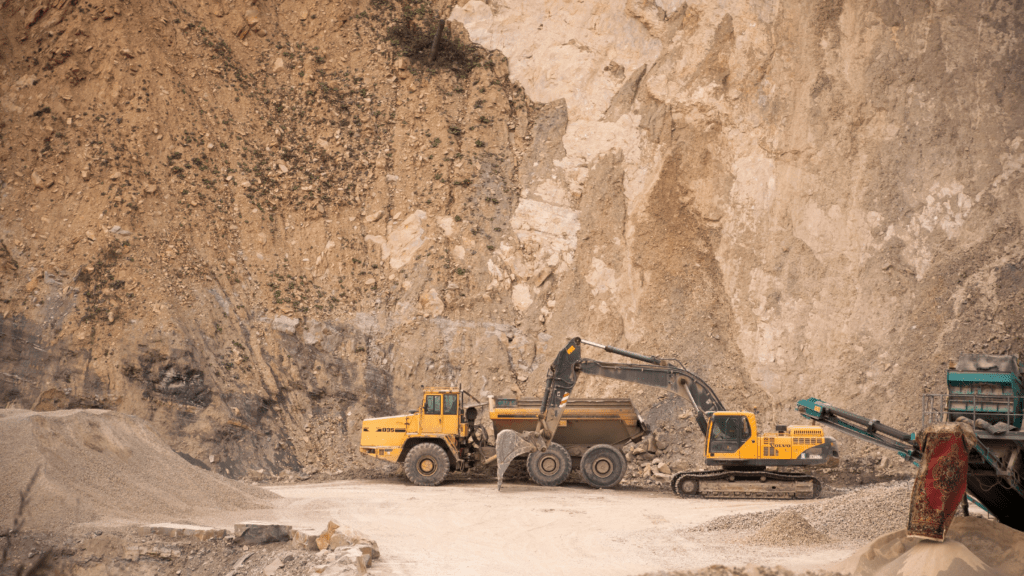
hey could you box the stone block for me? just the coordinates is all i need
[138,523,226,540]
[234,522,292,545]
[328,532,352,550]
[316,520,341,551]
[291,528,319,551]
[333,528,378,558]
[272,315,300,334]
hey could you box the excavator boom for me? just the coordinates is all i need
[495,339,582,488]
[497,337,724,487]
[576,358,724,436]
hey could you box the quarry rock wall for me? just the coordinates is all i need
[1,0,1022,478]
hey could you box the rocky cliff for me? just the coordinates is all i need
[1,0,1022,481]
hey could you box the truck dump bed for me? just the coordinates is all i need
[489,397,647,454]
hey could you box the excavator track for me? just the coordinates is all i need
[670,470,822,500]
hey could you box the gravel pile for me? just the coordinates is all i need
[750,510,830,546]
[0,409,277,531]
[833,515,1024,576]
[692,479,913,543]
[641,567,844,576]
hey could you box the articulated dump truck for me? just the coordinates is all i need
[359,388,648,487]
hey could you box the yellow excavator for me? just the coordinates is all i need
[496,337,839,498]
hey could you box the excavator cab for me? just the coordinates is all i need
[708,413,752,455]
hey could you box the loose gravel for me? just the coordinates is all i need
[691,479,913,544]
[750,509,830,546]
[0,409,276,531]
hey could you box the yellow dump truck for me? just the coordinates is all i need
[359,388,648,487]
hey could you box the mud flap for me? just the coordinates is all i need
[495,429,542,490]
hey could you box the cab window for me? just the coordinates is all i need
[709,415,751,454]
[443,394,458,415]
[711,415,750,441]
[424,395,441,415]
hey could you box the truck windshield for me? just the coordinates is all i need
[443,394,458,415]
[424,395,441,415]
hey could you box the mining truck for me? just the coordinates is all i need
[496,337,840,498]
[359,387,649,487]
[797,353,1024,531]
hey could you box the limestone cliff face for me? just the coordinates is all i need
[0,0,1021,480]
[452,0,1024,431]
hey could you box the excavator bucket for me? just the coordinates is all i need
[496,338,583,489]
[495,429,540,490]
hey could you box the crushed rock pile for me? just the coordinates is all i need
[832,516,1024,576]
[0,409,277,531]
[693,480,912,543]
[750,510,830,547]
[640,566,842,576]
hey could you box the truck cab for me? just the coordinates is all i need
[417,390,462,435]
[359,387,486,485]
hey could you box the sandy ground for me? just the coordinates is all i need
[6,410,1019,576]
[185,478,854,576]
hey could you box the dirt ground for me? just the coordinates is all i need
[2,478,863,576]
[3,0,1023,496]
[0,407,924,576]
[5,408,1009,576]
[243,479,854,575]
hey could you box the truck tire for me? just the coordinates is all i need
[404,443,450,486]
[581,444,626,489]
[526,443,571,486]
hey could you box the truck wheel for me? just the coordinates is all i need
[404,443,450,486]
[581,444,626,489]
[527,443,571,486]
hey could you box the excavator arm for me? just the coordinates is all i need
[576,357,724,436]
[537,338,584,438]
[495,338,582,488]
[495,337,725,488]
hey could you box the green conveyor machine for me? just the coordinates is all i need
[797,353,1023,531]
